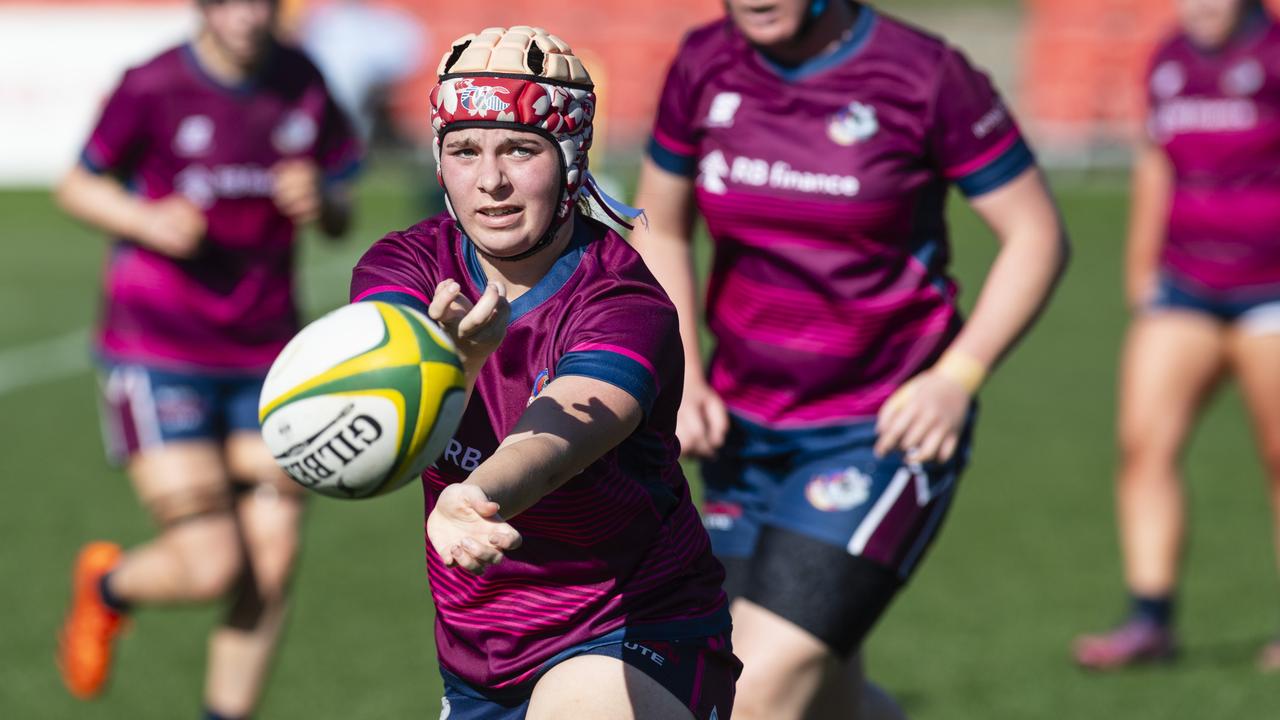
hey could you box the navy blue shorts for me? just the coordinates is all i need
[701,411,974,580]
[97,362,266,464]
[1149,272,1280,333]
[438,615,740,720]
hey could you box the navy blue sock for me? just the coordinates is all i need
[97,571,131,614]
[1130,593,1174,627]
[202,709,247,720]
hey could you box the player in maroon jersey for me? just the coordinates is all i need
[351,27,739,719]
[1075,0,1280,671]
[54,1,359,716]
[631,1,1068,717]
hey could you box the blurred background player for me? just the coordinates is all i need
[350,26,740,720]
[1074,0,1280,672]
[631,1,1067,718]
[53,0,359,717]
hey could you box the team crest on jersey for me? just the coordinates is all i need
[1222,59,1265,97]
[805,467,872,511]
[173,115,214,157]
[827,101,878,146]
[527,369,551,406]
[273,110,318,155]
[1150,61,1186,99]
[458,81,512,116]
[706,92,741,128]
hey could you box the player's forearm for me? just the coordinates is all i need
[462,434,578,518]
[55,166,146,240]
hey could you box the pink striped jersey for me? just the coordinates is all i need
[648,7,1035,427]
[82,42,361,371]
[350,214,728,690]
[1146,9,1280,292]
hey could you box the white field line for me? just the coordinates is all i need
[0,254,360,398]
[0,327,91,397]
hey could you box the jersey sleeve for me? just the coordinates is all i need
[314,84,363,187]
[645,36,701,178]
[80,70,150,175]
[928,47,1035,198]
[555,283,681,417]
[350,231,435,314]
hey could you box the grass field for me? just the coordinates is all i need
[3,161,1280,719]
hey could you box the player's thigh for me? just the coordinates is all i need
[127,440,233,525]
[527,654,693,720]
[1226,325,1280,472]
[731,597,832,714]
[1118,312,1227,452]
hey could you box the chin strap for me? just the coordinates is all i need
[582,172,647,230]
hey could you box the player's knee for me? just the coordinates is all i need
[183,545,244,600]
[1260,437,1280,483]
[1116,425,1180,473]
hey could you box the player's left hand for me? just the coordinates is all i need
[874,370,971,464]
[430,279,511,375]
[428,483,523,575]
[271,158,322,225]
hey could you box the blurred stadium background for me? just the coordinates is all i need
[3,0,1280,717]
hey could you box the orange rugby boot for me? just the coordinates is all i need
[57,541,125,699]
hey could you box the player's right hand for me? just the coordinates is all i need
[429,279,511,375]
[136,196,205,258]
[677,377,729,460]
[428,483,522,576]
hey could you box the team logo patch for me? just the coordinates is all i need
[173,115,214,157]
[706,92,741,128]
[527,368,551,406]
[702,501,742,531]
[273,110,318,155]
[458,80,512,116]
[1150,60,1185,99]
[1222,59,1264,97]
[805,467,872,511]
[827,101,877,146]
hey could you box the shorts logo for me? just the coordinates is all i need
[827,101,877,146]
[805,467,872,511]
[459,81,512,116]
[174,115,214,157]
[527,368,551,406]
[1222,59,1264,97]
[273,110,318,155]
[706,92,741,128]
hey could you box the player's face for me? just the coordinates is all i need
[724,0,813,48]
[1177,0,1250,48]
[198,0,276,67]
[439,128,563,257]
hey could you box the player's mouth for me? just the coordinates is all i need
[736,4,784,30]
[476,205,523,229]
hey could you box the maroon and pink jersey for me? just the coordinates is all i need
[1146,10,1280,292]
[350,215,728,690]
[83,42,360,371]
[648,7,1034,427]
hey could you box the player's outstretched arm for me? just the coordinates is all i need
[629,157,728,459]
[877,167,1069,462]
[429,375,644,574]
[55,165,205,258]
